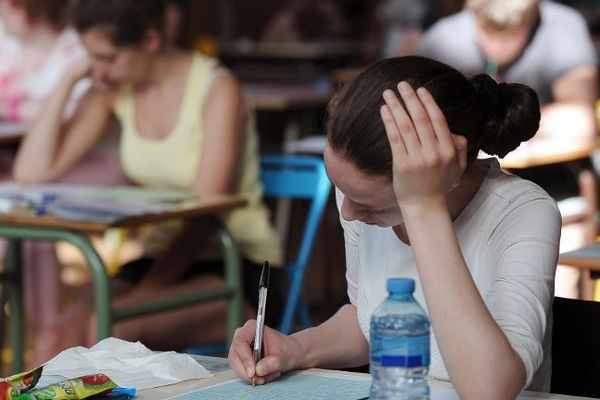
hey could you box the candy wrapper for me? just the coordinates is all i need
[13,373,117,400]
[0,366,43,400]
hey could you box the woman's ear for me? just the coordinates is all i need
[141,28,162,53]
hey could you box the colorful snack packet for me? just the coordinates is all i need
[13,373,117,400]
[0,366,44,400]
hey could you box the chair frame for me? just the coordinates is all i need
[260,154,332,334]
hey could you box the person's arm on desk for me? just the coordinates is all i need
[228,303,369,385]
[13,60,112,183]
[537,65,597,141]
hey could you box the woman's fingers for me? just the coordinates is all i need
[228,321,258,382]
[256,355,283,377]
[382,89,421,155]
[416,87,453,149]
[228,321,292,386]
[381,105,407,159]
[255,371,282,385]
[398,82,437,150]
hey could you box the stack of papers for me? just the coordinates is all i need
[0,183,193,222]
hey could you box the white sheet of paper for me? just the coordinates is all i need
[41,338,212,390]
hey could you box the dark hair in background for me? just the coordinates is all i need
[10,0,68,29]
[71,0,167,46]
[326,56,540,178]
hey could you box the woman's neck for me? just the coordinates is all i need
[135,47,190,89]
[446,160,488,220]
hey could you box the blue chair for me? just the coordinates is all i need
[183,154,331,355]
[260,154,332,334]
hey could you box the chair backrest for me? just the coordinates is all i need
[551,296,600,398]
[260,154,332,334]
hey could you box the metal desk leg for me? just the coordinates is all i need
[0,227,113,346]
[63,233,112,340]
[5,239,23,373]
[213,221,242,346]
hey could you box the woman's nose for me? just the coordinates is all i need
[341,199,365,222]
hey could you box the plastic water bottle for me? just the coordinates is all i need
[370,278,431,399]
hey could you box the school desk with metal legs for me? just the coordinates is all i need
[0,193,246,373]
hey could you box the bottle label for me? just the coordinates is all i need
[371,332,430,368]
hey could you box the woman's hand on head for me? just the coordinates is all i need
[228,320,304,385]
[380,82,468,210]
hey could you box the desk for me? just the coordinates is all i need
[135,357,596,400]
[0,193,246,373]
[498,139,598,170]
[220,40,365,62]
[243,82,332,244]
[243,82,332,112]
[559,243,600,271]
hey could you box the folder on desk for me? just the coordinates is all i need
[0,184,193,222]
[48,187,192,222]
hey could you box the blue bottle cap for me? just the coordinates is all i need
[387,278,415,294]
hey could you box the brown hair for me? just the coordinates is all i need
[10,0,68,29]
[326,56,540,178]
[71,0,167,46]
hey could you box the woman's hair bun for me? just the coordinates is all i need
[470,74,540,157]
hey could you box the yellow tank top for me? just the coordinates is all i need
[115,53,282,265]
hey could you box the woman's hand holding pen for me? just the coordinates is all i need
[380,82,468,212]
[228,320,303,385]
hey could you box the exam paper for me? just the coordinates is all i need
[41,338,212,390]
[165,371,371,400]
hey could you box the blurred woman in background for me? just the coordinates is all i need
[14,0,281,365]
[0,0,128,367]
[0,0,85,123]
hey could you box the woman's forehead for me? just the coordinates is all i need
[324,145,393,206]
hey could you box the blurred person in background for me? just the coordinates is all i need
[416,0,597,142]
[0,0,84,123]
[0,0,127,365]
[14,0,282,365]
[416,0,598,299]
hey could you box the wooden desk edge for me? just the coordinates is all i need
[500,140,599,170]
[0,196,247,234]
[558,255,600,271]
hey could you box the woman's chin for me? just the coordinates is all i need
[362,220,395,228]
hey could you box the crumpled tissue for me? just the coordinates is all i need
[41,337,212,390]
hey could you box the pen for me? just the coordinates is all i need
[252,261,270,387]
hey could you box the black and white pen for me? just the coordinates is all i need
[252,261,270,387]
